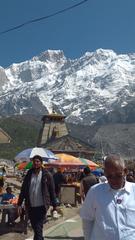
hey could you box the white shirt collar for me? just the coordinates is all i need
[106,181,131,194]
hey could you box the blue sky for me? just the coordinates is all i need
[0,0,135,68]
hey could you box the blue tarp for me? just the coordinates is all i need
[92,169,104,176]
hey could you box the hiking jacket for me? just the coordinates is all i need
[18,168,57,211]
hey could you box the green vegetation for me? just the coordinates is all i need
[0,115,41,160]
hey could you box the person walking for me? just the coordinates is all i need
[53,168,67,202]
[17,155,57,240]
[80,166,98,201]
[80,154,135,240]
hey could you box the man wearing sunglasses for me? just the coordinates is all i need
[80,154,135,240]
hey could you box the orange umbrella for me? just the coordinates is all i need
[48,153,98,169]
[55,153,80,163]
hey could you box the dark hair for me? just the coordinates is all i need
[6,186,12,192]
[84,166,91,175]
[32,155,43,162]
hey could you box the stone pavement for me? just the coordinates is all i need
[1,177,84,240]
[0,205,83,240]
[25,215,84,240]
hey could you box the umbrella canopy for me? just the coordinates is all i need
[48,153,98,169]
[24,161,33,170]
[55,153,80,162]
[79,158,99,170]
[15,147,58,162]
[17,161,28,170]
[16,161,33,170]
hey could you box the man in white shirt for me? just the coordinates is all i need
[80,154,135,240]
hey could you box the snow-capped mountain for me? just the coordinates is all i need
[1,48,135,125]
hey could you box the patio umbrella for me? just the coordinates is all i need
[17,161,28,170]
[55,153,80,162]
[16,161,33,170]
[79,158,99,170]
[24,161,33,170]
[15,147,58,162]
[48,153,98,169]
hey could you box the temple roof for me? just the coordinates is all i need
[40,134,95,158]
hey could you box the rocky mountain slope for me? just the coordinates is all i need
[1,115,135,160]
[1,49,135,159]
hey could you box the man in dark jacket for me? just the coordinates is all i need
[80,166,98,201]
[17,155,57,240]
[53,168,67,200]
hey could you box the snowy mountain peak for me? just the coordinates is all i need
[34,49,66,63]
[95,48,117,56]
[0,48,135,125]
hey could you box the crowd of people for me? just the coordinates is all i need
[0,154,135,240]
